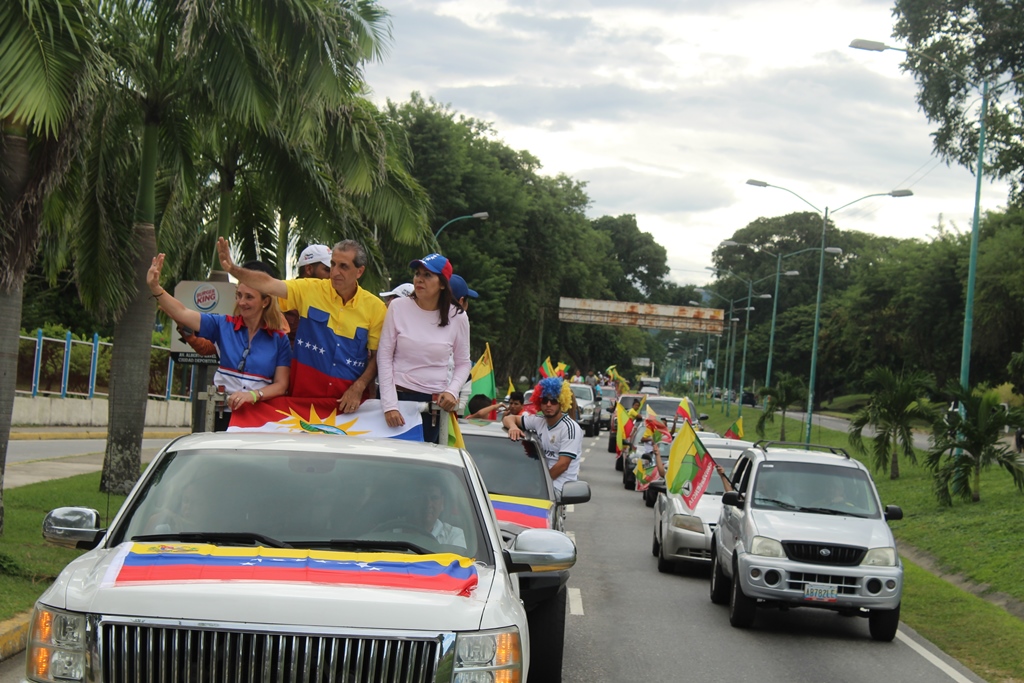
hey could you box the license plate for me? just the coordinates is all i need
[803,583,838,602]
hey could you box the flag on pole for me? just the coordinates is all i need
[724,417,744,440]
[666,421,717,509]
[555,362,568,378]
[469,343,497,401]
[676,398,692,423]
[448,412,465,448]
[507,377,516,398]
[539,357,556,378]
[633,457,660,491]
[615,402,629,454]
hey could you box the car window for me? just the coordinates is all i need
[463,434,550,500]
[703,458,736,495]
[733,457,752,494]
[112,449,491,562]
[570,384,594,401]
[600,387,616,399]
[644,397,682,418]
[751,461,881,517]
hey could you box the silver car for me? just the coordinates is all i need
[652,439,751,571]
[710,442,904,641]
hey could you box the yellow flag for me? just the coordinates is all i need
[507,376,516,397]
[447,412,466,448]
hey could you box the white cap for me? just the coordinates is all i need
[379,282,414,299]
[298,244,331,269]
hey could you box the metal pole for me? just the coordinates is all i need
[713,333,722,408]
[738,282,753,419]
[61,330,72,398]
[765,252,782,388]
[960,79,989,392]
[804,207,830,444]
[88,332,99,399]
[535,308,545,380]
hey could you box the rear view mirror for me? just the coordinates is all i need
[43,506,104,549]
[884,505,903,521]
[722,491,742,508]
[559,481,591,505]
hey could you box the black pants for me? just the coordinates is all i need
[397,390,441,444]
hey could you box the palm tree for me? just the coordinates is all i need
[848,367,935,480]
[0,0,103,532]
[927,382,1024,504]
[755,372,806,440]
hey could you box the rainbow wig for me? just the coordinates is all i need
[530,377,574,413]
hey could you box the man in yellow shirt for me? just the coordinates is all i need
[216,237,386,412]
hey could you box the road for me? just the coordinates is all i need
[0,432,987,683]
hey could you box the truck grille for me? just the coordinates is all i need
[783,542,865,566]
[100,622,440,683]
[788,572,860,595]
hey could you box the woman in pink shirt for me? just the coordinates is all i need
[377,253,471,443]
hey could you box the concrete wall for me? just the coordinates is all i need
[13,396,192,427]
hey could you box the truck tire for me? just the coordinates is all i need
[728,561,756,628]
[868,604,900,642]
[527,586,567,683]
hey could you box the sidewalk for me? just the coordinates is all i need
[8,426,190,441]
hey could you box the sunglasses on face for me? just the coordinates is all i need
[540,397,560,405]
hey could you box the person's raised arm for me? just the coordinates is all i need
[716,464,733,492]
[148,255,201,331]
[652,442,666,477]
[217,237,287,298]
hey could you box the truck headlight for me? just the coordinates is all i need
[454,627,522,683]
[670,514,704,533]
[861,547,897,567]
[749,536,785,558]
[28,605,86,682]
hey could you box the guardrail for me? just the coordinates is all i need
[17,331,194,402]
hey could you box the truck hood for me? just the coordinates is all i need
[751,510,895,549]
[46,544,496,632]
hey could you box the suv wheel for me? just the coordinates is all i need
[526,586,567,683]
[657,542,673,574]
[607,432,616,454]
[710,549,730,605]
[643,488,656,507]
[651,531,660,557]
[728,561,756,628]
[868,604,901,642]
[622,467,634,490]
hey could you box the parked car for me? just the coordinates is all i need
[651,438,753,572]
[608,393,646,458]
[460,420,591,683]
[710,441,904,641]
[32,432,577,682]
[599,385,616,429]
[741,390,756,407]
[568,382,602,437]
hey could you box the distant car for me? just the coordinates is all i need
[711,441,904,641]
[622,395,711,491]
[741,391,756,407]
[599,386,616,429]
[569,383,602,437]
[639,386,659,395]
[460,420,591,682]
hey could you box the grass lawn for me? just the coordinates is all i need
[698,402,1024,682]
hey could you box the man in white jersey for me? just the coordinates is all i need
[503,377,583,492]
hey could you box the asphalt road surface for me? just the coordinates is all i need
[6,438,172,464]
[0,431,989,683]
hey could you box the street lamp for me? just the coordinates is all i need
[434,212,489,240]
[697,287,750,416]
[850,39,1021,392]
[746,179,912,442]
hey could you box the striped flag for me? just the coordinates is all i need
[666,421,716,509]
[724,417,744,440]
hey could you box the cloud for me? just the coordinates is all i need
[577,167,734,217]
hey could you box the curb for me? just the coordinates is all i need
[0,611,30,663]
[9,430,190,441]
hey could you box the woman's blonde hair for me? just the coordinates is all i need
[235,260,285,330]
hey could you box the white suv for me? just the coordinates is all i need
[29,432,576,682]
[710,442,904,641]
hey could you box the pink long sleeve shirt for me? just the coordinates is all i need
[377,296,471,413]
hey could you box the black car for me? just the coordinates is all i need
[741,391,756,406]
[460,420,591,683]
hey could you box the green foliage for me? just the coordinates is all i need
[848,368,936,480]
[927,382,1024,504]
[755,372,806,440]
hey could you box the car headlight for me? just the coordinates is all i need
[28,605,86,682]
[670,514,704,533]
[862,547,897,567]
[749,536,785,558]
[454,627,522,683]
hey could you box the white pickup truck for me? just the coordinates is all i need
[27,432,576,683]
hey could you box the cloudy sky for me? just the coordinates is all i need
[364,0,1009,286]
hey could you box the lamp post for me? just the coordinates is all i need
[746,179,912,443]
[434,212,489,240]
[850,39,1021,393]
[697,287,749,416]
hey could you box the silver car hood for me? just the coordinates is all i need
[751,510,896,549]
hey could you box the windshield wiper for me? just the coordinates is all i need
[797,506,867,517]
[292,539,432,555]
[754,497,800,510]
[132,532,292,548]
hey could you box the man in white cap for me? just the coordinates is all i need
[379,282,414,307]
[284,245,332,346]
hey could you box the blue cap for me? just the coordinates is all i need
[409,253,452,280]
[449,274,478,301]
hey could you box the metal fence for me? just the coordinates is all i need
[17,330,194,401]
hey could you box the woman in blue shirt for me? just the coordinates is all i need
[147,254,291,431]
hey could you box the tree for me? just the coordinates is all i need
[848,367,936,480]
[892,0,1024,200]
[0,0,103,533]
[755,372,807,441]
[927,382,1024,504]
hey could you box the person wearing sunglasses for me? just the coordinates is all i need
[503,377,583,493]
[147,255,291,431]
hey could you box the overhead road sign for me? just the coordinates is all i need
[558,298,724,334]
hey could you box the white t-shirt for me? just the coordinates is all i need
[520,413,583,492]
[431,519,466,547]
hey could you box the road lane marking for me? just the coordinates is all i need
[565,505,574,513]
[565,531,575,542]
[896,631,974,683]
[568,587,584,615]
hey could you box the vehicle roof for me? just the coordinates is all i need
[458,420,508,437]
[165,432,468,468]
[747,444,866,471]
